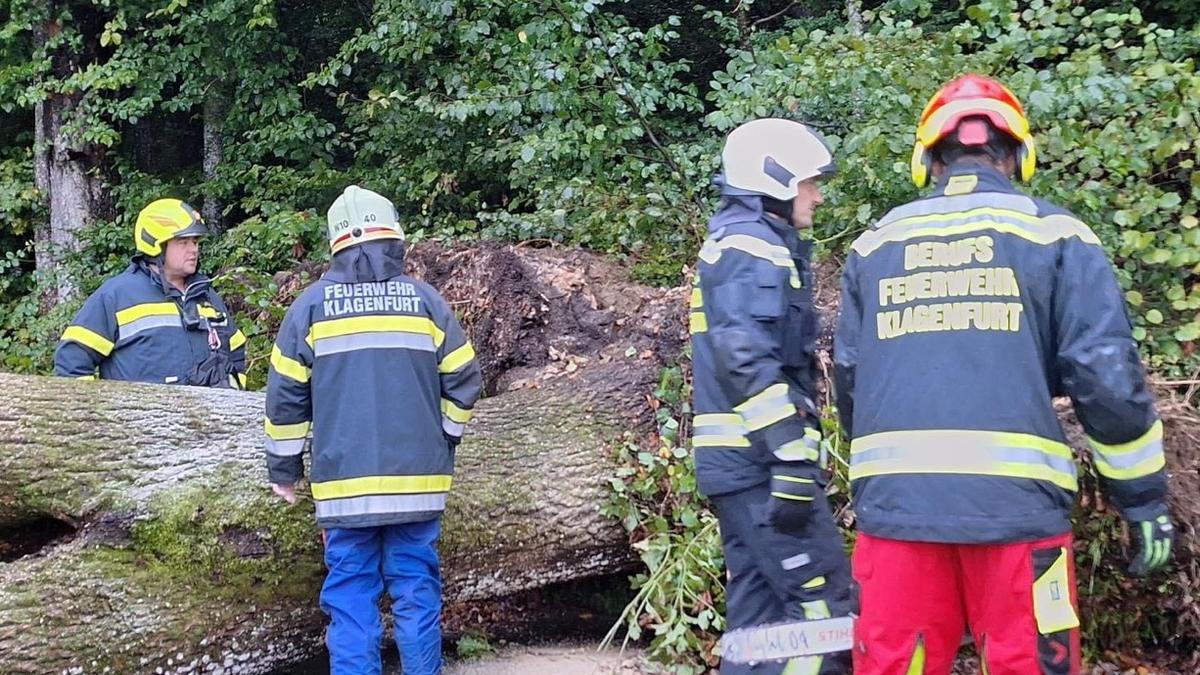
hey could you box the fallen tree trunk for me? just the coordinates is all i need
[0,367,646,674]
[0,243,688,673]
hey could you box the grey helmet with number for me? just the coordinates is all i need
[326,185,406,254]
[720,118,836,200]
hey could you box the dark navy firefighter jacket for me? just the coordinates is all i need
[690,193,825,497]
[834,164,1167,544]
[264,241,483,529]
[54,259,246,387]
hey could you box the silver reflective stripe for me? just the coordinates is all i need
[119,314,182,340]
[266,438,306,457]
[1095,438,1164,470]
[442,416,464,437]
[696,424,746,438]
[315,493,448,519]
[738,392,794,429]
[313,331,436,357]
[775,436,819,462]
[876,192,1037,227]
[851,444,1077,477]
[781,553,811,570]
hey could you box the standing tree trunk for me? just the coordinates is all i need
[846,0,864,37]
[201,87,226,231]
[31,2,111,304]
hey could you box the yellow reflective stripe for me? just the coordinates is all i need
[237,373,248,388]
[699,235,802,288]
[76,374,98,380]
[1089,420,1163,456]
[853,214,1098,257]
[62,325,115,356]
[689,311,708,333]
[308,315,445,349]
[695,413,742,426]
[801,576,826,590]
[270,344,311,383]
[441,398,473,424]
[736,383,796,431]
[1093,454,1166,480]
[439,342,476,373]
[850,429,1072,459]
[782,655,822,675]
[851,457,1077,492]
[310,474,453,500]
[115,302,179,325]
[690,287,703,308]
[1032,548,1080,634]
[198,305,221,318]
[265,419,311,440]
[850,429,1078,491]
[773,475,815,485]
[229,329,247,351]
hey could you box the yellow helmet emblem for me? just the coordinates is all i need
[134,199,208,257]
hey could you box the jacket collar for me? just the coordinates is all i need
[130,257,211,301]
[931,162,1017,198]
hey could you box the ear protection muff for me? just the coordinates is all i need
[911,143,932,188]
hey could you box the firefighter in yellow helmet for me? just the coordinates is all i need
[54,198,247,387]
[835,74,1172,674]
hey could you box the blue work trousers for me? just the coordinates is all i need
[320,519,442,675]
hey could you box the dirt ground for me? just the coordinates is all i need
[444,644,643,675]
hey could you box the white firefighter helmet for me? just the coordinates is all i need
[720,118,836,200]
[326,185,405,254]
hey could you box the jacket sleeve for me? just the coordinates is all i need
[54,290,117,379]
[833,252,862,439]
[702,243,820,464]
[1054,234,1167,522]
[431,293,482,443]
[212,292,248,389]
[264,300,314,485]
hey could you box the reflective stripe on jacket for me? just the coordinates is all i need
[265,244,482,529]
[54,260,246,386]
[834,164,1167,544]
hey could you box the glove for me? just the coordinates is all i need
[1127,514,1174,577]
[765,462,821,534]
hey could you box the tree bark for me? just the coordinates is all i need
[31,6,112,304]
[0,368,644,674]
[846,0,864,37]
[202,89,226,232]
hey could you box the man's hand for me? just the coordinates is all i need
[271,482,298,505]
[1127,514,1174,577]
[765,463,821,534]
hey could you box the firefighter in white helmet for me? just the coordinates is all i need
[689,119,854,674]
[265,185,482,675]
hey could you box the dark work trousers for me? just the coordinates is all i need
[711,482,855,675]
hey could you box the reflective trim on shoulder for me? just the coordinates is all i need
[119,314,184,341]
[849,429,1078,492]
[1089,420,1166,480]
[310,474,453,500]
[439,342,476,373]
[265,419,311,440]
[699,234,802,288]
[876,193,1037,228]
[115,302,180,325]
[693,413,750,448]
[315,493,448,520]
[441,398,473,424]
[735,383,797,432]
[61,325,115,357]
[854,207,1099,258]
[270,344,311,383]
[307,315,446,351]
[229,329,247,351]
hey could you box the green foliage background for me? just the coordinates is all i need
[1,0,1198,669]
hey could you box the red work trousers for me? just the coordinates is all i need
[852,532,1081,675]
